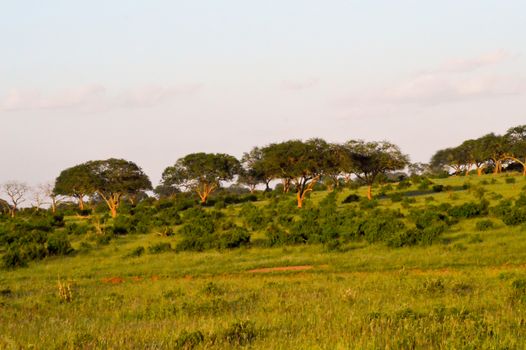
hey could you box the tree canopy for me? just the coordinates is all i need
[85,159,152,217]
[343,140,410,200]
[261,139,332,207]
[161,153,240,204]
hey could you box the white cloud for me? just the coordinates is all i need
[341,50,524,107]
[385,74,526,105]
[427,49,513,74]
[0,83,202,112]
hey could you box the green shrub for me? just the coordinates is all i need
[65,222,91,235]
[342,194,360,204]
[448,201,488,219]
[476,219,494,231]
[361,213,406,243]
[502,208,526,226]
[127,246,145,257]
[217,227,251,249]
[2,247,28,269]
[46,233,74,256]
[432,184,444,193]
[148,242,172,254]
[390,192,404,203]
[506,177,516,184]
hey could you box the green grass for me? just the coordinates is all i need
[2,173,526,349]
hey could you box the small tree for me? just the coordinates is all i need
[86,159,152,217]
[345,140,409,200]
[54,163,94,210]
[261,139,329,208]
[1,181,30,217]
[161,153,240,204]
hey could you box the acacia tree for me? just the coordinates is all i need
[239,147,275,192]
[85,159,152,218]
[478,133,508,174]
[321,143,345,192]
[54,163,94,210]
[430,147,466,175]
[161,153,240,204]
[1,181,30,217]
[345,140,409,200]
[261,139,329,208]
[504,125,526,175]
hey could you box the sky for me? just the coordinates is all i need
[1,0,525,187]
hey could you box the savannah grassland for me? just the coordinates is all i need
[2,174,526,349]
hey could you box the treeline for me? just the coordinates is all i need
[1,139,409,218]
[431,125,526,176]
[1,125,525,219]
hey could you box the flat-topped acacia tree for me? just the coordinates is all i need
[54,163,94,210]
[261,139,330,208]
[161,153,240,204]
[344,140,409,200]
[85,159,152,218]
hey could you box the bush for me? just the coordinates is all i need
[217,227,251,249]
[127,246,145,258]
[390,192,404,203]
[506,177,517,184]
[361,212,406,243]
[432,184,444,193]
[65,222,91,235]
[2,247,27,269]
[448,201,488,219]
[148,242,172,254]
[502,208,526,226]
[342,194,360,204]
[476,219,494,231]
[46,233,74,256]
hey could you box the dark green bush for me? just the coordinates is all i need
[2,247,27,269]
[506,177,516,184]
[217,227,251,249]
[342,194,360,204]
[65,222,91,235]
[448,201,488,219]
[432,184,444,193]
[502,208,526,226]
[361,212,406,243]
[46,232,74,256]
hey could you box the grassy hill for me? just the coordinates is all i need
[2,173,526,349]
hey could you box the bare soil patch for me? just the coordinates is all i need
[247,265,314,273]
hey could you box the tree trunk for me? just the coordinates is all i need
[10,207,16,218]
[367,185,373,200]
[78,197,85,211]
[477,167,484,176]
[296,191,303,208]
[110,205,117,218]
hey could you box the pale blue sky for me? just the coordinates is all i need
[1,1,525,186]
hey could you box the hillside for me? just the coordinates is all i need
[2,173,526,348]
